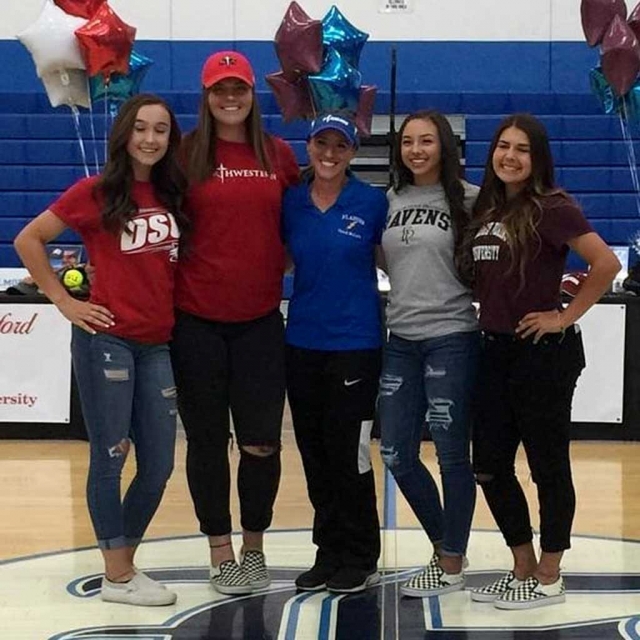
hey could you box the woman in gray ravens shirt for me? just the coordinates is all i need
[379,110,480,597]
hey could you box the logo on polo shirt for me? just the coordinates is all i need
[339,213,365,239]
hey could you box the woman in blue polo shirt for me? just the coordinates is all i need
[283,114,387,594]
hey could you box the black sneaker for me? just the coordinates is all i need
[326,567,380,594]
[295,564,338,592]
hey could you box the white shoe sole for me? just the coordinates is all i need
[470,590,502,603]
[327,571,381,594]
[249,576,271,590]
[211,581,254,595]
[101,588,177,606]
[401,581,465,598]
[494,593,566,610]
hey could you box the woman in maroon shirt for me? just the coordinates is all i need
[466,114,619,609]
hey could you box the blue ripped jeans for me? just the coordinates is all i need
[71,327,177,550]
[379,330,480,556]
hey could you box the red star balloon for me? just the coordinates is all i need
[75,2,136,80]
[266,71,315,122]
[54,0,104,19]
[274,1,323,82]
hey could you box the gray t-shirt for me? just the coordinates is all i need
[382,181,479,340]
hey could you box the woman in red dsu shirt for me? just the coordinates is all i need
[14,94,188,607]
[466,114,619,610]
[170,50,299,595]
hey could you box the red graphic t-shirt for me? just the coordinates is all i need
[472,194,593,334]
[50,176,179,344]
[175,136,299,322]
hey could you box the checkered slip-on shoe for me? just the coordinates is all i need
[400,561,465,598]
[239,549,271,590]
[210,560,253,595]
[494,576,565,610]
[470,571,525,603]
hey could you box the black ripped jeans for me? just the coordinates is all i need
[473,325,586,553]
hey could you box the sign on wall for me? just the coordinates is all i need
[379,0,413,13]
[0,304,71,423]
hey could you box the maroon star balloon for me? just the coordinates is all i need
[54,0,104,19]
[266,71,315,122]
[628,2,640,39]
[75,2,136,80]
[601,15,640,96]
[274,1,323,82]
[354,85,377,137]
[581,0,627,47]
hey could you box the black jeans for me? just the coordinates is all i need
[473,325,586,553]
[170,309,285,536]
[285,345,382,570]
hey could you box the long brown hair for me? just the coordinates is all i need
[464,113,569,287]
[94,93,189,238]
[182,86,274,183]
[391,110,470,282]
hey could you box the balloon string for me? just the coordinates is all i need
[87,100,100,174]
[70,105,90,179]
[104,86,108,165]
[620,97,640,216]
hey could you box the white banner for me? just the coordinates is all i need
[0,304,71,423]
[572,304,626,424]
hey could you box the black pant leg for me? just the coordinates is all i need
[170,311,232,536]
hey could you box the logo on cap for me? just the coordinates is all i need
[219,55,236,67]
[321,114,350,127]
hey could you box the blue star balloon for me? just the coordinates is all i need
[322,5,369,69]
[308,47,361,114]
[589,66,620,116]
[89,50,154,104]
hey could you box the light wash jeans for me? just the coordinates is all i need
[379,330,480,556]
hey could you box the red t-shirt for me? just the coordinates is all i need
[50,176,180,344]
[472,194,593,334]
[175,136,299,322]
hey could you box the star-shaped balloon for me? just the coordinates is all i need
[601,14,640,96]
[628,1,640,40]
[75,2,136,80]
[308,48,361,115]
[354,85,377,137]
[54,0,103,19]
[89,50,153,103]
[580,0,627,47]
[266,71,315,122]
[274,1,323,82]
[322,5,369,69]
[42,68,90,109]
[18,0,87,77]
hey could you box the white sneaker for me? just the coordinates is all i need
[494,575,566,610]
[471,571,524,603]
[210,559,253,595]
[101,571,177,606]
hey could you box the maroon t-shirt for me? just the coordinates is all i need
[472,194,593,334]
[50,176,180,344]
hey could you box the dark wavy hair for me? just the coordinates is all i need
[182,84,274,183]
[465,113,568,288]
[390,110,470,282]
[94,93,189,239]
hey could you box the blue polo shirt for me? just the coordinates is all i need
[283,175,388,350]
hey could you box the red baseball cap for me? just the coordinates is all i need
[201,51,255,88]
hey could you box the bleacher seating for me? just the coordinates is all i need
[1,91,640,267]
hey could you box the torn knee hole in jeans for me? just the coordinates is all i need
[108,438,130,459]
[379,374,403,397]
[380,445,400,469]
[425,365,446,378]
[103,367,129,382]
[426,397,454,431]
[241,444,279,457]
[475,473,494,485]
[161,386,177,399]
